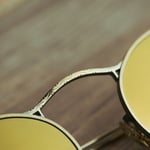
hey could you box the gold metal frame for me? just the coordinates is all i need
[29,62,122,149]
[27,30,150,149]
[28,62,121,116]
[25,62,122,149]
[1,30,150,149]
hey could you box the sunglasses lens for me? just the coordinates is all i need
[121,34,150,132]
[0,117,78,150]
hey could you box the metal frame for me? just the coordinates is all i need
[1,31,150,149]
[28,62,121,116]
[26,30,150,150]
[26,62,122,149]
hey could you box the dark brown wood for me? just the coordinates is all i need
[0,0,150,149]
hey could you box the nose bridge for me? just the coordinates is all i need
[28,62,121,116]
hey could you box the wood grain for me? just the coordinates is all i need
[0,0,150,149]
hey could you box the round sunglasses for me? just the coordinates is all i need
[0,30,150,149]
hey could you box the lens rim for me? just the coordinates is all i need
[119,30,150,136]
[0,113,81,150]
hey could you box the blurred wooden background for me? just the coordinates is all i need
[0,0,150,149]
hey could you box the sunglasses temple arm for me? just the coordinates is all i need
[27,62,122,115]
[81,125,125,150]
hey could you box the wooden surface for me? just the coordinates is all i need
[0,0,150,149]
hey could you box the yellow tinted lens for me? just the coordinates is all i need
[0,116,78,150]
[121,32,150,131]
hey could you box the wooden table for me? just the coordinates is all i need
[0,0,150,149]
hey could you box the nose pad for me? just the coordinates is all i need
[82,117,150,150]
[81,125,124,150]
[122,115,150,148]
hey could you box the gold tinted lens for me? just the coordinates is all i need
[121,32,150,132]
[0,115,78,150]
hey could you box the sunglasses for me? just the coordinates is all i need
[0,30,150,150]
